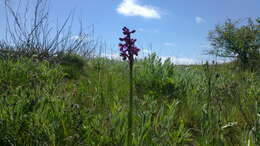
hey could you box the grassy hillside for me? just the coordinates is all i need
[0,54,259,145]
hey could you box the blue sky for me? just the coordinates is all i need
[1,0,260,64]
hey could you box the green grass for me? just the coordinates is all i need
[0,54,259,145]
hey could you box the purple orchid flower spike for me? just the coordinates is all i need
[118,27,140,146]
[119,27,140,63]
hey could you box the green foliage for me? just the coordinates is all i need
[57,53,86,79]
[0,55,259,145]
[208,18,260,70]
[135,53,186,99]
[0,58,64,90]
[1,1,258,144]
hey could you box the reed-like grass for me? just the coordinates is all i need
[0,54,259,145]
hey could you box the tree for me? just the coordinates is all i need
[208,18,260,70]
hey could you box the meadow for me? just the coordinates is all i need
[0,52,259,145]
[0,0,259,145]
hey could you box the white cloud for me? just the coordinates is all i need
[117,0,161,19]
[195,16,205,24]
[99,53,121,60]
[70,35,88,41]
[98,51,230,65]
[101,53,197,65]
[163,42,176,47]
[161,56,198,65]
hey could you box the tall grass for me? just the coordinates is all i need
[0,53,259,145]
[0,0,259,145]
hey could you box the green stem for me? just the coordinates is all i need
[128,61,133,146]
[256,98,259,144]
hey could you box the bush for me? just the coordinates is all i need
[57,53,86,79]
[135,53,186,99]
[0,58,64,91]
[0,58,70,145]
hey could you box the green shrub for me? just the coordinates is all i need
[135,53,186,99]
[0,58,64,91]
[57,53,86,79]
[0,55,259,145]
